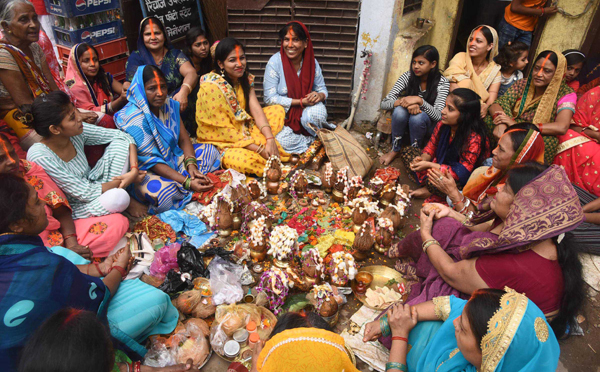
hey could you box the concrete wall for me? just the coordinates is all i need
[352,0,400,122]
[535,0,599,53]
[419,0,461,68]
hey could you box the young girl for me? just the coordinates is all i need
[563,49,586,91]
[66,43,128,115]
[380,45,449,165]
[495,41,528,97]
[182,27,212,137]
[401,88,490,203]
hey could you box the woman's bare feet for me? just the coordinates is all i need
[126,198,149,219]
[379,150,400,166]
[409,186,431,199]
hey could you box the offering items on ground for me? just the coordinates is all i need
[263,156,283,195]
[255,268,293,314]
[247,179,263,201]
[349,197,380,232]
[332,166,349,203]
[249,216,269,262]
[243,201,274,233]
[365,286,403,308]
[352,223,375,261]
[345,175,364,203]
[267,225,299,267]
[301,247,325,287]
[310,283,339,317]
[290,170,309,199]
[379,184,396,208]
[328,251,357,286]
[321,162,335,193]
[368,176,384,197]
[375,217,394,254]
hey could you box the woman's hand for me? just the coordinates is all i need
[66,242,93,260]
[410,160,432,172]
[363,320,383,342]
[493,112,515,126]
[305,91,324,105]
[78,110,98,124]
[189,177,214,193]
[427,168,459,199]
[493,123,507,140]
[400,96,423,107]
[264,138,279,159]
[480,103,489,119]
[422,203,452,220]
[419,208,435,237]
[301,96,315,107]
[173,90,189,112]
[112,169,139,189]
[407,104,422,115]
[388,303,418,337]
[113,247,134,273]
[151,359,195,371]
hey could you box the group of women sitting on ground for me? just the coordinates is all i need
[0,0,597,370]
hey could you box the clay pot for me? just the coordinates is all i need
[331,189,345,203]
[266,180,280,195]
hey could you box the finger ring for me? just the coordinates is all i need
[439,176,443,181]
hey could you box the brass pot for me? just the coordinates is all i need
[273,258,290,269]
[232,213,242,231]
[250,249,267,262]
[353,249,370,261]
[332,189,345,203]
[374,243,390,254]
[218,228,232,237]
[322,310,339,327]
[379,199,390,209]
[266,180,279,195]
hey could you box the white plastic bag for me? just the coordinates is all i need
[208,257,244,305]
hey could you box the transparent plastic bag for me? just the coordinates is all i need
[208,257,244,305]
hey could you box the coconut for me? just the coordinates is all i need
[353,223,375,260]
[216,199,233,231]
[311,284,339,317]
[302,248,324,279]
[266,164,282,182]
[376,228,394,247]
[321,162,335,190]
[248,181,262,200]
[381,206,402,230]
[381,184,397,203]
[231,184,251,212]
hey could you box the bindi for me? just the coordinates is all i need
[153,70,163,95]
[286,27,296,40]
[537,54,551,77]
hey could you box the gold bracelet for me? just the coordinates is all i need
[422,239,440,253]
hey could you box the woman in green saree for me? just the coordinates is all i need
[487,50,576,164]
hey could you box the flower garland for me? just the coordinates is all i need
[242,201,273,235]
[248,179,265,198]
[204,191,234,231]
[267,225,299,261]
[302,247,325,279]
[289,170,307,200]
[377,217,394,233]
[255,268,292,315]
[396,185,410,203]
[249,215,268,246]
[360,51,372,100]
[328,251,357,284]
[335,166,349,197]
[323,162,333,183]
[311,283,335,313]
[349,197,380,216]
[262,155,283,197]
[356,187,375,199]
[345,175,364,203]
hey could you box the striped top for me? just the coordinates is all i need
[380,71,450,122]
[27,123,135,219]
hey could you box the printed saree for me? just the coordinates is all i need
[257,328,359,372]
[389,165,583,304]
[0,42,51,150]
[554,86,600,196]
[463,127,545,206]
[443,25,501,103]
[22,160,128,257]
[486,51,576,164]
[196,71,289,176]
[115,66,219,214]
[125,17,189,96]
[406,291,559,372]
[0,234,109,371]
[65,43,114,113]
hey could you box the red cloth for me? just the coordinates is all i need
[0,120,26,159]
[192,171,232,205]
[31,0,48,15]
[280,21,315,136]
[475,249,563,314]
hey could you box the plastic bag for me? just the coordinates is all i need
[144,319,210,367]
[150,243,181,280]
[144,342,177,367]
[178,242,208,278]
[208,257,244,305]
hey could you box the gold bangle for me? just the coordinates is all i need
[182,83,192,92]
[422,239,440,253]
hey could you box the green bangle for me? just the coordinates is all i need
[386,362,407,371]
[380,314,391,337]
[183,176,191,190]
[184,157,197,167]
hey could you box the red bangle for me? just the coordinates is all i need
[300,100,304,108]
[63,233,77,241]
[538,123,543,132]
[541,8,545,17]
[392,336,409,343]
[265,137,274,140]
[94,262,105,276]
[133,361,141,372]
[492,112,502,120]
[111,265,127,280]
[131,163,138,170]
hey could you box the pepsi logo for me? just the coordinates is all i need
[75,0,86,11]
[81,31,91,40]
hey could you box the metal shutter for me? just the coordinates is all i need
[227,0,361,119]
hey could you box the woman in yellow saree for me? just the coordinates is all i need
[444,25,502,118]
[196,38,289,176]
